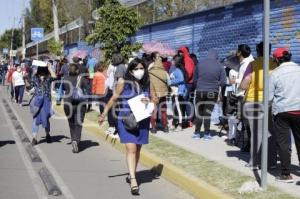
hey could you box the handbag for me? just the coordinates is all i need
[122,112,139,132]
[71,76,87,103]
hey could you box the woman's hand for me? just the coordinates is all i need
[141,97,150,105]
[98,115,105,125]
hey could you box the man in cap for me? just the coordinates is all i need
[269,48,300,183]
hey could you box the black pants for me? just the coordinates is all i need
[194,91,218,133]
[274,112,300,175]
[64,104,86,143]
[14,85,25,104]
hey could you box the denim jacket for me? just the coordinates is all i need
[269,62,300,115]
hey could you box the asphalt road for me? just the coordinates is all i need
[0,86,193,199]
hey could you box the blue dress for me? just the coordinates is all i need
[30,76,53,129]
[118,83,150,145]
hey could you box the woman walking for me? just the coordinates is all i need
[12,65,26,105]
[63,63,88,153]
[30,62,57,145]
[98,58,154,195]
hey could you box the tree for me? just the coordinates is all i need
[0,29,22,51]
[86,0,143,61]
[47,38,64,57]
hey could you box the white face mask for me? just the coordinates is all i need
[133,69,145,80]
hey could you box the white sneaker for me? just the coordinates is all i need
[111,134,119,139]
[106,127,115,135]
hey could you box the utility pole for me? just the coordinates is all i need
[10,17,15,63]
[52,0,60,42]
[22,0,26,59]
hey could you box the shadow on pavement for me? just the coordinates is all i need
[108,169,161,186]
[39,135,70,144]
[226,150,249,163]
[137,169,161,185]
[0,140,15,147]
[79,140,99,152]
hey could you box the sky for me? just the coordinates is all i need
[0,0,30,35]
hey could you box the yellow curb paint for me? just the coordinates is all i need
[54,105,234,199]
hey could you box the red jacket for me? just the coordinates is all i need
[178,46,195,84]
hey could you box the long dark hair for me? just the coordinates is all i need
[173,55,187,82]
[124,58,149,90]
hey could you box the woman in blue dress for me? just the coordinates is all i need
[98,58,155,195]
[30,62,57,145]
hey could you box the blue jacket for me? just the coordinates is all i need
[168,66,187,97]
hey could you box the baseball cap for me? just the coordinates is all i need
[273,47,289,58]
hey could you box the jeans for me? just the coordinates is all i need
[14,85,25,104]
[64,104,86,143]
[194,91,218,133]
[274,112,300,175]
[244,102,277,167]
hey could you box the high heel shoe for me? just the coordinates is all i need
[126,177,139,195]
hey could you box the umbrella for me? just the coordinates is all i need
[142,41,176,57]
[72,50,88,59]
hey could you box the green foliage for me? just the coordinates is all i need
[86,0,143,61]
[0,29,22,51]
[47,38,63,56]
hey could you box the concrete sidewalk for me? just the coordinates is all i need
[153,124,300,197]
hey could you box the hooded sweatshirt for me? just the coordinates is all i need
[193,49,226,93]
[178,46,195,84]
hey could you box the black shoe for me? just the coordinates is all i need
[227,138,236,146]
[31,138,38,146]
[72,141,79,153]
[46,134,52,143]
[150,128,157,134]
[129,178,139,195]
[162,126,169,133]
[241,144,250,152]
[275,174,294,183]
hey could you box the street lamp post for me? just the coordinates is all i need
[261,0,270,190]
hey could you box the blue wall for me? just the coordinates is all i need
[135,0,300,63]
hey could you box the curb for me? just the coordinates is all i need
[55,105,234,199]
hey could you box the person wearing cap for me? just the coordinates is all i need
[269,48,300,183]
[240,42,277,170]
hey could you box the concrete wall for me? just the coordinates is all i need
[135,0,300,63]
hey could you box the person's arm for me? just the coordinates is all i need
[219,67,227,88]
[98,78,125,125]
[239,64,253,90]
[169,70,184,86]
[48,63,57,78]
[269,74,275,104]
[193,64,198,86]
[92,76,97,94]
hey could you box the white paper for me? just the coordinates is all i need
[32,60,47,67]
[127,94,154,122]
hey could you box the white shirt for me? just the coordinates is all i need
[12,71,25,86]
[235,55,254,96]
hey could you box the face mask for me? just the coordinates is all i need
[133,69,145,80]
